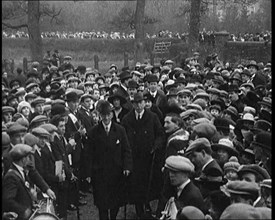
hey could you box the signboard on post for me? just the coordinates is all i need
[153,41,171,54]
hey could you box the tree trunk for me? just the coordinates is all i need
[28,0,42,63]
[134,0,146,64]
[189,0,201,54]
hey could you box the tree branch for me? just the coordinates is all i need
[2,22,28,30]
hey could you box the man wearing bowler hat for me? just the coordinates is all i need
[121,92,165,218]
[86,100,132,220]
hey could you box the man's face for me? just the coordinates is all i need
[164,116,179,134]
[100,112,113,126]
[229,91,239,102]
[37,136,48,148]
[149,82,158,93]
[57,121,66,136]
[34,103,44,115]
[240,172,257,183]
[11,132,25,145]
[68,100,79,112]
[3,112,12,123]
[177,94,191,106]
[169,170,186,186]
[216,149,230,166]
[128,88,137,97]
[82,97,92,109]
[248,66,257,74]
[188,151,205,170]
[93,90,100,100]
[113,98,121,109]
[133,100,145,113]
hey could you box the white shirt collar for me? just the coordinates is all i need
[202,157,214,171]
[177,179,191,197]
[13,162,25,181]
[103,121,112,131]
[135,109,145,120]
[150,90,157,97]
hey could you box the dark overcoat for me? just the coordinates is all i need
[121,109,165,203]
[86,122,133,209]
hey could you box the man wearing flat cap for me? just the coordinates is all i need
[157,156,206,219]
[2,106,15,125]
[2,144,56,219]
[121,92,165,218]
[86,100,132,220]
[29,97,46,122]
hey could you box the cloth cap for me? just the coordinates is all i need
[192,123,217,141]
[251,120,271,133]
[30,115,48,127]
[186,103,202,111]
[178,206,205,220]
[9,144,34,161]
[39,123,58,133]
[220,203,261,220]
[119,71,132,81]
[146,74,158,83]
[164,155,194,173]
[259,179,271,189]
[65,92,79,102]
[223,156,240,172]
[7,123,27,136]
[224,180,259,198]
[2,132,10,146]
[192,98,207,110]
[177,89,192,96]
[237,164,270,181]
[185,137,211,156]
[24,133,39,147]
[32,127,50,138]
[2,106,15,114]
[256,207,272,220]
[51,104,69,116]
[165,60,174,64]
[31,97,46,107]
[16,117,29,128]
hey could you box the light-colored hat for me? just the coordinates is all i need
[212,138,238,156]
[164,155,194,173]
[17,101,32,113]
[9,144,34,161]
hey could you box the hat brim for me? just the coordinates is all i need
[247,64,259,70]
[108,95,127,105]
[212,144,239,156]
[257,101,271,108]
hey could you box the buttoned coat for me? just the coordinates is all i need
[86,122,133,209]
[2,164,33,219]
[121,109,165,203]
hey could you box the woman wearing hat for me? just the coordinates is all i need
[17,101,32,122]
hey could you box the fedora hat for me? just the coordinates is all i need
[250,131,271,151]
[212,138,238,156]
[65,92,79,102]
[108,92,127,105]
[237,113,255,126]
[132,92,144,103]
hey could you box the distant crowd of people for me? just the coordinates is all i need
[2,29,271,42]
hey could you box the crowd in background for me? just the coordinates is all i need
[2,48,272,220]
[2,29,272,42]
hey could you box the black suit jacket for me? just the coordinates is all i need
[3,164,33,219]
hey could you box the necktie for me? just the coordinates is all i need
[138,114,141,120]
[105,126,109,135]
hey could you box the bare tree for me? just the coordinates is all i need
[189,0,202,52]
[2,0,62,63]
[134,0,146,63]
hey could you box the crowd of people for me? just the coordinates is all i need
[2,29,272,42]
[2,49,272,220]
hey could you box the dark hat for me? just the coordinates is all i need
[49,65,58,72]
[180,109,198,120]
[241,69,252,76]
[220,203,261,220]
[108,92,127,105]
[6,94,17,104]
[128,79,139,89]
[110,63,117,70]
[9,79,21,88]
[210,98,226,111]
[164,155,194,173]
[213,117,230,131]
[237,164,270,181]
[229,72,242,82]
[76,65,86,74]
[177,206,205,220]
[27,70,39,78]
[25,93,38,101]
[224,106,239,122]
[65,92,79,102]
[50,81,61,90]
[51,99,66,106]
[245,91,261,104]
[80,93,93,102]
[228,84,240,93]
[51,104,69,116]
[195,168,224,183]
[31,97,45,107]
[212,138,238,156]
[2,132,11,147]
[175,76,186,85]
[119,71,132,81]
[209,104,221,112]
[151,65,161,73]
[132,92,144,103]
[250,119,271,134]
[85,71,96,78]
[97,100,112,115]
[166,87,179,98]
[250,131,271,151]
[25,78,37,87]
[2,106,15,114]
[258,97,271,108]
[212,75,224,84]
[32,127,50,138]
[9,144,34,161]
[247,60,259,70]
[7,123,27,136]
[24,133,39,147]
[143,92,154,102]
[146,74,159,83]
[258,109,271,122]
